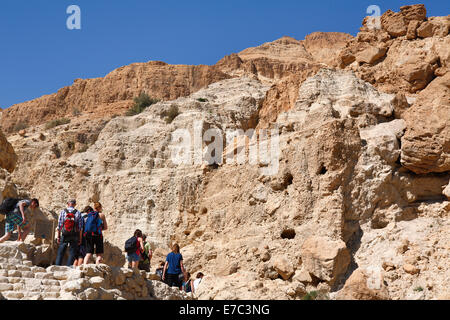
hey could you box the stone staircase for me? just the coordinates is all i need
[0,242,193,300]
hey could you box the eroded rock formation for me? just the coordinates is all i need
[0,3,449,301]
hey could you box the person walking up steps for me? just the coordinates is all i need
[83,202,107,265]
[138,234,152,272]
[162,243,186,289]
[0,198,39,243]
[125,229,145,269]
[73,206,92,267]
[55,199,82,266]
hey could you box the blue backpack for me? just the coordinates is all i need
[84,211,103,236]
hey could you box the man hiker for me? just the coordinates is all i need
[0,198,39,243]
[55,199,82,266]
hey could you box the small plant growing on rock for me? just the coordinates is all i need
[161,105,180,124]
[67,140,75,151]
[72,107,81,116]
[197,98,208,102]
[78,145,89,153]
[126,93,159,116]
[301,290,329,300]
[301,291,318,300]
[414,286,424,292]
[45,118,71,130]
[13,121,29,132]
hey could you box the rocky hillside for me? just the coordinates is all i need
[0,62,231,133]
[0,4,449,300]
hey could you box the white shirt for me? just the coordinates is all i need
[193,278,202,291]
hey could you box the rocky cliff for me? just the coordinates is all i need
[0,4,449,300]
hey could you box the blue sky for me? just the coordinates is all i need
[0,0,448,108]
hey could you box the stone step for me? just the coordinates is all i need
[1,290,62,300]
[2,291,25,300]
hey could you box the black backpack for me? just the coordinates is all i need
[0,198,20,215]
[124,236,138,253]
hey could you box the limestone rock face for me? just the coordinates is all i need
[0,62,231,133]
[6,66,450,300]
[1,4,450,301]
[0,130,17,173]
[401,73,450,174]
[234,32,353,128]
[301,236,351,285]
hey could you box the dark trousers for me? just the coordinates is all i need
[55,235,79,266]
[138,261,150,272]
[166,273,181,288]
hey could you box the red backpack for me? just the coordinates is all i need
[62,209,77,236]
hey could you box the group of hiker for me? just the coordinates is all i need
[55,199,107,267]
[0,197,204,293]
[125,232,204,293]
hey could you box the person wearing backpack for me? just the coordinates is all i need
[162,243,186,289]
[73,206,93,267]
[55,199,83,266]
[0,198,39,243]
[125,229,145,269]
[138,234,153,272]
[83,202,108,265]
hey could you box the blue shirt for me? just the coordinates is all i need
[166,252,183,274]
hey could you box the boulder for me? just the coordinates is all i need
[418,17,450,38]
[406,20,421,40]
[336,269,390,300]
[356,46,387,65]
[403,263,420,275]
[381,10,407,37]
[359,119,406,165]
[444,182,450,200]
[400,4,427,23]
[301,236,351,285]
[271,256,295,280]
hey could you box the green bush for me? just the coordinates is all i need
[414,286,424,292]
[45,118,71,130]
[126,93,159,116]
[13,121,29,132]
[301,291,319,300]
[197,98,208,103]
[78,145,89,153]
[163,105,180,124]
